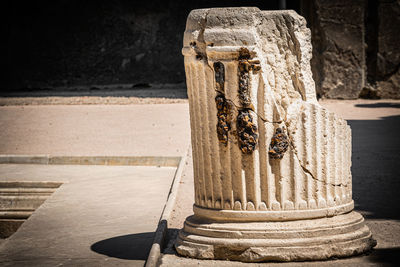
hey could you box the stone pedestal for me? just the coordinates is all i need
[176,7,376,262]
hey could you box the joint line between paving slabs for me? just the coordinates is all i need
[145,145,190,267]
[0,155,181,167]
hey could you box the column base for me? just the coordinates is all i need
[175,211,376,262]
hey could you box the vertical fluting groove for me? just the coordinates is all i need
[279,150,287,208]
[329,112,337,204]
[195,63,207,206]
[348,126,353,200]
[190,63,201,204]
[271,105,281,210]
[232,140,244,209]
[303,106,311,205]
[333,115,340,203]
[324,110,332,206]
[219,62,233,209]
[347,125,351,201]
[294,107,306,206]
[304,105,316,208]
[268,93,281,209]
[280,146,294,210]
[185,64,196,204]
[234,141,245,209]
[205,63,223,207]
[315,105,322,204]
[198,62,214,207]
[227,61,245,209]
[344,126,349,201]
[322,110,328,204]
[192,63,207,206]
[316,105,325,207]
[310,104,318,203]
[273,157,282,208]
[344,124,350,202]
[243,111,258,210]
[242,109,258,210]
[219,141,232,208]
[243,155,255,210]
[337,119,343,202]
[338,119,344,203]
[253,149,261,210]
[249,71,261,210]
[289,146,296,209]
[257,78,268,209]
[340,120,345,202]
[187,63,200,205]
[267,120,276,209]
[291,113,303,208]
[238,68,259,210]
[340,120,346,201]
[240,166,247,209]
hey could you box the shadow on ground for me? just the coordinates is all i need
[367,247,400,266]
[349,115,400,220]
[354,102,400,109]
[91,232,154,260]
[0,86,188,99]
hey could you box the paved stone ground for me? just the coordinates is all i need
[0,86,187,105]
[0,104,190,157]
[0,164,177,266]
[0,101,191,266]
[161,100,400,266]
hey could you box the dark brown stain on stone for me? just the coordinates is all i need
[237,109,258,154]
[238,48,260,108]
[238,61,251,107]
[215,95,231,146]
[214,61,230,145]
[268,127,289,159]
[213,62,225,92]
[237,48,260,154]
[238,47,251,60]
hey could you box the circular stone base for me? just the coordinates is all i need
[175,211,376,262]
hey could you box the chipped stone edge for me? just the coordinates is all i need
[0,155,181,167]
[145,145,190,267]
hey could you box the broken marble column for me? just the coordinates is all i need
[176,7,376,262]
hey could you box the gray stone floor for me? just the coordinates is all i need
[0,104,190,157]
[0,101,191,266]
[0,164,177,266]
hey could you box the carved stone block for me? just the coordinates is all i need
[176,7,376,262]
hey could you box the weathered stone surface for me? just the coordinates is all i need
[177,7,375,262]
[376,0,400,98]
[305,0,366,99]
[176,212,376,262]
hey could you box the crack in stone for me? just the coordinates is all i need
[294,149,348,188]
[214,90,282,124]
[215,74,348,187]
[282,119,348,188]
[206,39,348,185]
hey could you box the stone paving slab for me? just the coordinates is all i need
[0,164,177,266]
[0,104,190,157]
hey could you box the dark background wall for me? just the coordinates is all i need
[301,0,400,99]
[2,0,399,99]
[1,0,298,91]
